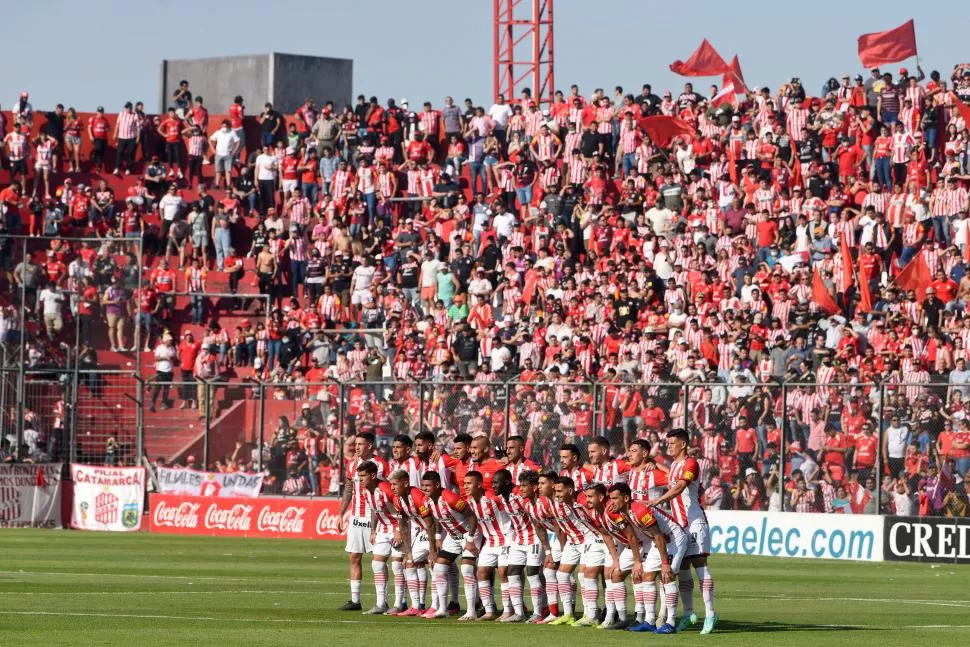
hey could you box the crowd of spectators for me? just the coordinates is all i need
[4,63,970,515]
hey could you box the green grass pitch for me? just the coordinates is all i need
[0,529,966,646]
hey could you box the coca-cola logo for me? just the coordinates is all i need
[257,506,306,534]
[204,503,254,531]
[316,509,341,536]
[153,501,201,528]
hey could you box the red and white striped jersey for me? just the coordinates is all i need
[188,134,206,157]
[560,466,592,490]
[667,457,706,527]
[553,498,599,544]
[116,111,139,139]
[591,459,632,487]
[587,505,631,546]
[505,459,540,484]
[466,493,509,548]
[4,133,27,160]
[365,480,399,534]
[612,502,684,553]
[628,467,670,502]
[533,134,557,161]
[525,495,560,535]
[891,132,914,164]
[394,486,432,525]
[425,488,473,539]
[347,455,390,517]
[35,140,55,166]
[498,493,539,545]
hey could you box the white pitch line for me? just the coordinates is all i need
[0,590,341,596]
[743,595,970,609]
[0,570,330,585]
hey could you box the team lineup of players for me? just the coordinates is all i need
[338,430,718,634]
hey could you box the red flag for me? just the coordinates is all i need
[637,115,695,148]
[858,19,917,68]
[858,265,873,314]
[849,481,872,514]
[721,55,748,95]
[894,251,932,300]
[669,39,730,77]
[521,268,538,305]
[35,467,46,488]
[726,142,738,185]
[711,82,738,108]
[840,235,854,293]
[812,268,840,315]
[950,92,970,129]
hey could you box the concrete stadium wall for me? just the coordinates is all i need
[273,53,353,113]
[159,53,353,115]
[160,55,271,114]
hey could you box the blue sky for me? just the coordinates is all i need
[1,1,966,113]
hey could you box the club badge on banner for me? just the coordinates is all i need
[156,467,264,498]
[0,463,63,528]
[71,465,146,532]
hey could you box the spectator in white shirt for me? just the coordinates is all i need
[254,145,279,213]
[150,334,177,411]
[209,120,241,190]
[37,284,64,340]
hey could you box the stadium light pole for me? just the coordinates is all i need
[493,0,555,105]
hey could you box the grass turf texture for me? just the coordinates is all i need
[0,530,966,646]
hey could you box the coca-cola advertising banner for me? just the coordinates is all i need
[0,463,62,528]
[148,494,346,540]
[156,467,264,498]
[71,465,146,532]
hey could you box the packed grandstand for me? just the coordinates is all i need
[2,44,970,522]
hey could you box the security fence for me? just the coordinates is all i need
[0,373,967,517]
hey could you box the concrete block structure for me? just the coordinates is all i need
[159,53,353,114]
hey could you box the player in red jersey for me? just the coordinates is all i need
[422,470,480,619]
[608,483,689,634]
[587,436,632,487]
[358,461,399,614]
[467,436,505,493]
[388,469,433,616]
[647,428,718,634]
[547,475,603,626]
[515,470,553,623]
[627,439,669,502]
[338,432,390,611]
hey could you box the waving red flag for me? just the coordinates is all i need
[722,55,748,95]
[858,265,873,314]
[858,19,917,68]
[813,268,840,315]
[840,235,854,293]
[963,222,970,265]
[637,115,695,148]
[894,251,932,300]
[669,39,730,77]
[950,92,970,128]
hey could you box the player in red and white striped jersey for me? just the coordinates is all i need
[387,470,433,616]
[607,483,689,633]
[401,430,459,489]
[338,431,390,612]
[581,482,635,629]
[503,435,540,483]
[647,428,718,634]
[514,470,555,623]
[547,475,603,626]
[491,469,544,622]
[587,436,632,486]
[358,462,400,615]
[627,439,670,502]
[388,434,414,474]
[463,470,509,621]
[558,443,593,490]
[421,470,479,619]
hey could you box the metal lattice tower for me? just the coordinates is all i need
[493,0,555,105]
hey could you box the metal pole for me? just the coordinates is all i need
[15,238,28,459]
[337,381,345,492]
[256,383,266,474]
[202,380,211,468]
[681,383,690,432]
[779,382,788,512]
[135,237,144,379]
[503,381,512,446]
[417,379,425,436]
[874,383,885,513]
[134,374,145,465]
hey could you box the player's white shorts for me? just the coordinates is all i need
[372,532,403,558]
[685,517,712,558]
[409,527,430,564]
[508,542,544,567]
[548,535,562,563]
[643,526,689,573]
[477,544,509,568]
[441,532,482,559]
[581,537,607,567]
[560,540,584,566]
[345,516,372,554]
[605,545,641,573]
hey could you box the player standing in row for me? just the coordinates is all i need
[547,475,604,626]
[558,443,592,489]
[587,436,631,486]
[422,470,480,619]
[387,469,432,616]
[648,428,719,634]
[463,470,509,621]
[581,482,636,630]
[513,470,555,622]
[359,461,401,614]
[626,439,669,502]
[339,432,390,611]
[493,469,546,622]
